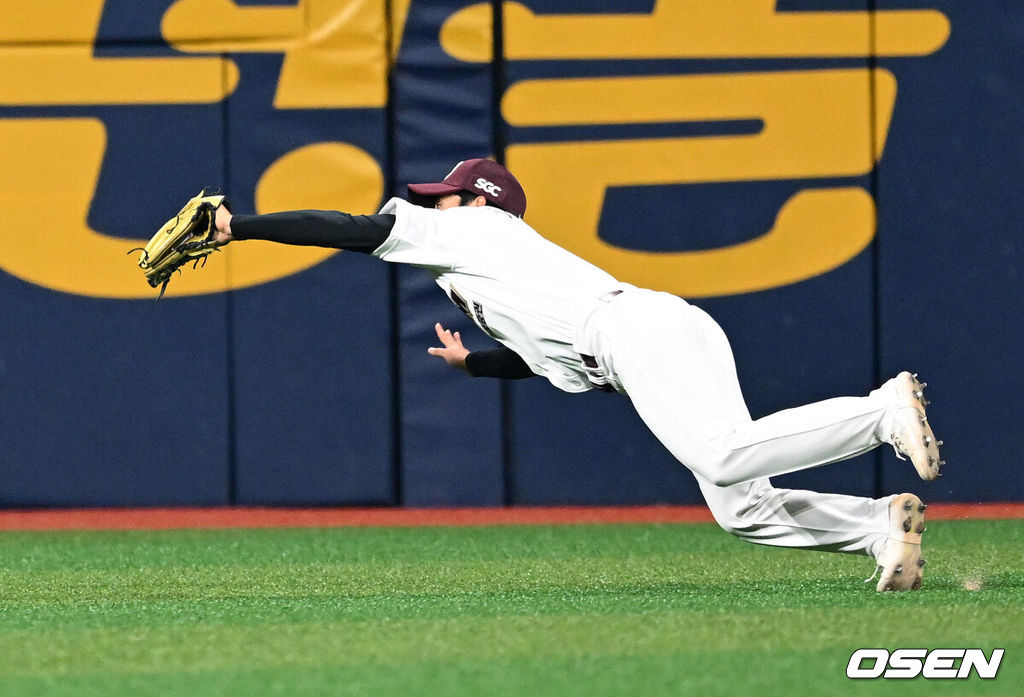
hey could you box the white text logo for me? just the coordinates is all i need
[847,648,1004,679]
[474,177,502,196]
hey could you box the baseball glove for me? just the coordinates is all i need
[135,190,228,296]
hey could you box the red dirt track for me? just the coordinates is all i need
[1,503,1022,531]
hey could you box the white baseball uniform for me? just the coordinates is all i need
[374,197,902,557]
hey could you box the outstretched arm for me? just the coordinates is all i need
[428,322,536,379]
[214,204,394,253]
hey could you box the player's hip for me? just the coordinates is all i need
[573,287,730,392]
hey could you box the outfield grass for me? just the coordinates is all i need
[0,519,1021,697]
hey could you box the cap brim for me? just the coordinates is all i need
[408,182,462,197]
[407,182,464,209]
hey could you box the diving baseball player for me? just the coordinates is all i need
[207,158,943,591]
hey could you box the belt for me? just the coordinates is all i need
[580,353,616,393]
[577,289,623,393]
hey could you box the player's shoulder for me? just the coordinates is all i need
[378,196,412,216]
[380,197,538,241]
[464,204,536,231]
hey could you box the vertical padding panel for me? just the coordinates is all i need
[230,254,394,506]
[499,1,881,503]
[0,282,232,506]
[876,0,1022,502]
[0,40,232,504]
[391,2,505,505]
[222,4,395,506]
[153,0,401,505]
[397,270,505,506]
[508,383,702,505]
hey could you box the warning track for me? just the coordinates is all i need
[1,503,1022,531]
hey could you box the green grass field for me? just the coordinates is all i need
[1,519,1021,697]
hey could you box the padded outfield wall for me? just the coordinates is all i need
[0,0,1019,507]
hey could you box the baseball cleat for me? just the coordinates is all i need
[888,372,944,480]
[869,493,927,592]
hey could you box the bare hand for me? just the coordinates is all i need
[427,322,470,373]
[214,204,233,245]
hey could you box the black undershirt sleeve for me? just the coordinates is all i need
[230,210,395,254]
[465,347,536,380]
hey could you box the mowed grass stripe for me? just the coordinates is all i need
[0,521,1021,696]
[2,606,1023,676]
[1,652,1020,697]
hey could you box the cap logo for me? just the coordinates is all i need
[474,177,502,197]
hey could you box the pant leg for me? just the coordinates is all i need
[697,476,892,557]
[602,291,899,487]
[587,289,895,557]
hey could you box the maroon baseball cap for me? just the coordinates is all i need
[407,159,527,217]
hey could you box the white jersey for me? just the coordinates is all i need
[372,198,914,566]
[374,197,624,392]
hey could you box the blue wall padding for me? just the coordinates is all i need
[0,0,1019,506]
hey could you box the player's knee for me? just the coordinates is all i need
[704,504,755,538]
[708,514,744,537]
[703,496,764,539]
[698,478,775,540]
[689,450,755,488]
[697,469,745,488]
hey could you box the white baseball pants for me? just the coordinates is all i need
[576,287,899,556]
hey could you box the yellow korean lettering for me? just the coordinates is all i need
[505,69,896,296]
[442,0,949,62]
[0,119,382,299]
[162,0,409,109]
[439,0,950,296]
[0,0,237,106]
